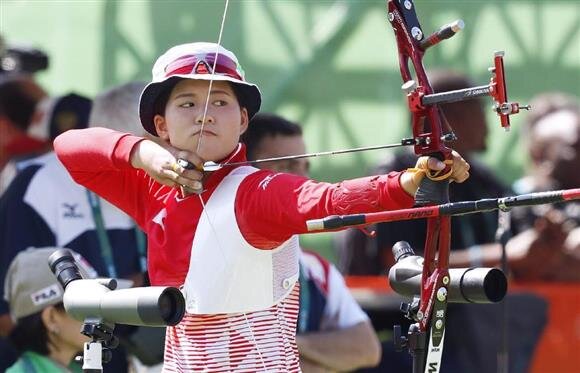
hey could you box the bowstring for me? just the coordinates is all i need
[196,0,229,156]
[195,1,267,370]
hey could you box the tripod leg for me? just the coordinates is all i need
[407,323,427,373]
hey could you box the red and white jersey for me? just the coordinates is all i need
[300,250,368,331]
[164,285,300,372]
[54,128,414,372]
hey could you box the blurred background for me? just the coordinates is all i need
[2,1,579,372]
[2,0,578,259]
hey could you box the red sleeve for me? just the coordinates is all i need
[236,170,414,248]
[53,127,157,228]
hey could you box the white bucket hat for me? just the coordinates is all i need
[139,42,261,136]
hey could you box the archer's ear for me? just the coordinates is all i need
[239,108,249,135]
[154,114,170,141]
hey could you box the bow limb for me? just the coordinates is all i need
[385,6,528,370]
[387,1,456,371]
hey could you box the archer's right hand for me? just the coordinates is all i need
[130,139,205,193]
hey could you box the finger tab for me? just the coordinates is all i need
[177,158,196,170]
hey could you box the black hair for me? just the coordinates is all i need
[49,93,93,140]
[426,70,483,127]
[153,78,247,118]
[153,77,182,119]
[9,302,66,356]
[0,78,43,131]
[428,70,476,94]
[241,113,303,160]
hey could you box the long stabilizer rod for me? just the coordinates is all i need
[306,188,580,231]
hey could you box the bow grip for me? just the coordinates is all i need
[415,154,451,206]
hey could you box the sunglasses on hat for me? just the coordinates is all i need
[164,53,244,81]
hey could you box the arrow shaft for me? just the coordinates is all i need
[203,141,414,171]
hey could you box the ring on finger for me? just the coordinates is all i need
[171,162,180,173]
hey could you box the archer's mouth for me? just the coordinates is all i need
[193,130,217,137]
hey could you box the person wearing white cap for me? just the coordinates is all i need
[54,41,470,372]
[3,247,96,373]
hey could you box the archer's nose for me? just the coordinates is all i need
[195,113,215,125]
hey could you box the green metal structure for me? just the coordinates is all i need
[2,0,579,258]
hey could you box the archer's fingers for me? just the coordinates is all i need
[166,167,204,191]
[170,160,204,191]
[176,176,203,193]
[449,151,470,183]
[454,171,470,183]
[169,162,204,182]
[159,168,202,191]
[157,169,182,187]
[425,157,445,171]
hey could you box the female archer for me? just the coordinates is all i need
[54,42,469,371]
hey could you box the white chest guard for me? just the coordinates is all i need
[183,166,300,314]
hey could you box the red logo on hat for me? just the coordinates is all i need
[194,61,212,75]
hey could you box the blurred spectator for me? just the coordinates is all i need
[516,92,579,143]
[514,93,580,194]
[333,71,550,373]
[242,113,382,373]
[0,82,148,372]
[445,94,580,280]
[4,247,95,373]
[88,81,150,136]
[435,94,580,372]
[0,35,49,181]
[506,94,580,281]
[0,75,47,175]
[0,91,91,370]
[336,70,510,274]
[1,93,92,195]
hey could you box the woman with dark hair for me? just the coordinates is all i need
[4,248,94,372]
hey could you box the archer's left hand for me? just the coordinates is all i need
[400,150,470,196]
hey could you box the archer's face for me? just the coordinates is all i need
[153,79,248,161]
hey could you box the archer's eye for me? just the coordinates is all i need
[179,102,194,108]
[213,100,227,107]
